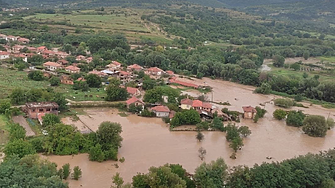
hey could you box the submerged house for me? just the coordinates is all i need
[242,106,257,119]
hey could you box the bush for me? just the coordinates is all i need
[286,110,305,127]
[326,118,335,129]
[141,108,156,117]
[49,77,60,86]
[302,115,328,137]
[28,71,44,81]
[274,98,294,108]
[62,163,71,180]
[273,109,287,120]
[255,82,271,94]
[71,166,82,180]
[255,106,266,118]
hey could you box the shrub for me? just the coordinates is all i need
[286,110,305,127]
[273,109,287,120]
[302,115,328,137]
[274,98,294,108]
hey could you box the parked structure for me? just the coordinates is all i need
[24,102,59,119]
[242,106,257,119]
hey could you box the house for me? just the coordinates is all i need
[24,102,59,119]
[89,70,107,77]
[57,59,69,66]
[0,51,10,60]
[0,34,7,40]
[55,51,69,59]
[118,71,132,83]
[127,64,143,72]
[43,61,62,71]
[65,65,80,74]
[126,96,144,108]
[6,35,18,41]
[12,45,26,53]
[180,98,193,110]
[76,55,86,61]
[27,47,37,52]
[112,61,122,68]
[60,75,74,85]
[18,37,30,44]
[147,67,164,76]
[151,105,170,118]
[42,50,55,57]
[37,46,47,53]
[106,61,122,71]
[180,99,213,113]
[166,70,174,76]
[126,87,140,96]
[169,77,199,89]
[12,54,27,62]
[242,106,257,119]
[86,57,93,63]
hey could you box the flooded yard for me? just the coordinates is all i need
[49,78,335,188]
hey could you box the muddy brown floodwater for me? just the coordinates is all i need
[47,78,335,188]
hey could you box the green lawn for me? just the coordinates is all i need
[0,115,10,146]
[0,68,105,101]
[319,56,335,63]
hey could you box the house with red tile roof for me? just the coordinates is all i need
[112,61,121,67]
[12,53,27,62]
[151,105,170,118]
[76,55,86,61]
[43,62,62,71]
[180,99,213,112]
[37,46,47,53]
[127,64,143,72]
[126,96,144,108]
[65,65,80,73]
[86,57,93,63]
[0,51,10,60]
[169,77,199,89]
[146,67,164,76]
[126,87,140,96]
[27,47,37,52]
[89,70,107,77]
[166,70,174,76]
[242,106,257,119]
[6,35,18,41]
[57,59,69,65]
[12,45,26,53]
[180,98,193,110]
[18,37,30,44]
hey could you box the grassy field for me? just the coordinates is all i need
[0,68,105,101]
[23,8,174,45]
[320,56,335,63]
[0,115,10,147]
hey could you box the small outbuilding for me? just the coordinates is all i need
[242,106,257,119]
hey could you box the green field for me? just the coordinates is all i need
[23,8,173,44]
[0,68,105,101]
[0,115,10,146]
[320,56,335,63]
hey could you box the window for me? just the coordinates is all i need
[32,109,35,112]
[39,109,44,112]
[46,108,50,112]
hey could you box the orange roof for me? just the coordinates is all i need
[192,100,203,108]
[18,37,30,42]
[126,96,143,105]
[166,70,174,75]
[169,78,199,88]
[202,102,212,109]
[43,62,62,67]
[242,106,257,113]
[12,54,26,58]
[127,64,143,70]
[112,61,121,66]
[151,105,170,113]
[119,71,131,75]
[37,46,47,50]
[37,113,46,122]
[0,51,10,55]
[65,65,80,71]
[126,87,139,95]
[181,98,193,105]
[58,59,69,64]
[77,77,86,82]
[148,67,163,72]
[89,70,107,76]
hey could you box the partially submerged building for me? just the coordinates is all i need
[24,102,59,119]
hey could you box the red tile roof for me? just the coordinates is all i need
[242,106,257,113]
[126,87,139,95]
[166,70,174,75]
[202,102,212,109]
[37,46,47,50]
[126,96,143,105]
[192,100,203,108]
[65,65,80,71]
[77,77,86,82]
[148,67,163,72]
[89,70,107,76]
[169,77,199,89]
[151,105,170,113]
[43,62,62,67]
[112,61,121,66]
[127,64,143,70]
[119,71,131,75]
[181,98,193,105]
[0,51,10,55]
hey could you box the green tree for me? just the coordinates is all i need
[303,51,310,60]
[73,81,89,92]
[272,55,285,67]
[212,117,224,131]
[273,109,287,120]
[49,77,60,86]
[4,139,36,158]
[85,74,102,88]
[196,131,204,142]
[326,117,335,129]
[9,123,26,141]
[229,137,243,152]
[290,62,300,71]
[42,113,61,127]
[72,166,82,180]
[255,82,271,94]
[302,115,328,137]
[105,85,128,102]
[89,144,105,162]
[28,71,44,81]
[112,173,124,188]
[194,158,228,188]
[238,126,251,137]
[0,100,11,114]
[255,106,266,118]
[286,110,305,127]
[97,122,123,151]
[62,163,71,179]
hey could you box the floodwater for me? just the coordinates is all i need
[48,78,335,188]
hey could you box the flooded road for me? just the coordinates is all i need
[48,78,335,188]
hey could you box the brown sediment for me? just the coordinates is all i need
[51,78,335,188]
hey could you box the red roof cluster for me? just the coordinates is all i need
[148,67,163,72]
[65,65,80,71]
[181,98,212,109]
[43,61,62,67]
[126,87,139,95]
[127,64,143,70]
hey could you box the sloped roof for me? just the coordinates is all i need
[65,65,80,71]
[242,106,257,113]
[151,105,170,113]
[126,96,143,105]
[43,61,62,67]
[181,98,193,105]
[127,87,139,95]
[192,100,203,108]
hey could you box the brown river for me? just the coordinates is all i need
[48,77,335,188]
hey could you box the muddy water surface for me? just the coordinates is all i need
[48,78,335,188]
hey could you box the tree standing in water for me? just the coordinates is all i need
[198,147,207,161]
[196,131,204,142]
